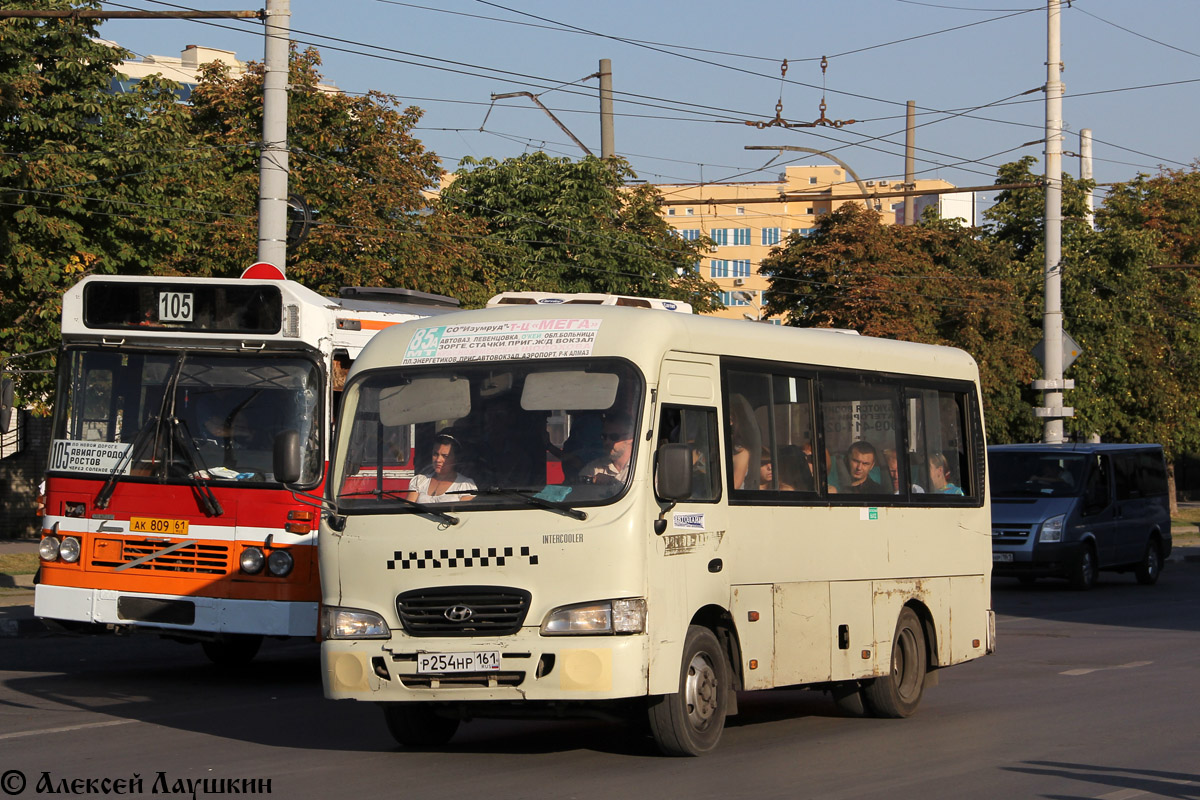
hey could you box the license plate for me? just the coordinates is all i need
[130,517,189,536]
[993,552,1014,563]
[417,651,501,673]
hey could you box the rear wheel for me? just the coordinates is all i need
[647,625,730,756]
[201,634,262,666]
[1135,538,1162,585]
[381,704,460,748]
[862,608,927,718]
[1069,543,1097,591]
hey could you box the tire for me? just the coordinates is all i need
[201,633,263,666]
[647,625,730,756]
[862,607,927,719]
[1135,538,1162,586]
[1069,543,1097,591]
[381,704,460,748]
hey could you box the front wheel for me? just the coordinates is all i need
[1135,538,1162,585]
[862,607,927,718]
[381,704,460,748]
[1069,543,1097,591]
[647,625,730,756]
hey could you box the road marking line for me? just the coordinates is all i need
[0,719,135,741]
[1060,661,1152,676]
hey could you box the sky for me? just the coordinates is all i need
[95,0,1200,208]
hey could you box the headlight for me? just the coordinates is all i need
[267,549,294,577]
[541,598,646,635]
[39,536,61,562]
[323,607,390,639]
[59,536,81,563]
[239,547,265,574]
[1039,514,1066,543]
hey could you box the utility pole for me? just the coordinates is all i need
[257,0,290,272]
[1035,0,1072,443]
[903,101,916,225]
[599,59,614,159]
[1080,128,1095,229]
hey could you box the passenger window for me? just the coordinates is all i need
[822,377,901,497]
[905,387,973,500]
[725,370,819,499]
[660,405,720,502]
[1114,455,1139,500]
[1082,455,1111,514]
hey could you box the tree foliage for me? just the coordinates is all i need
[0,3,199,407]
[439,152,720,311]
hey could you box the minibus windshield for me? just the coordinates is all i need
[989,451,1087,498]
[334,358,644,514]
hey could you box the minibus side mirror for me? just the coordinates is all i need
[656,444,695,502]
[273,429,303,485]
[0,376,13,434]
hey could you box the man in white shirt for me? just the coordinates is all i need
[579,413,634,486]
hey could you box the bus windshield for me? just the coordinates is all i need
[988,451,1088,498]
[53,349,322,485]
[335,358,643,513]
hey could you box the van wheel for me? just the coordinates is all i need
[1135,538,1162,585]
[381,704,460,748]
[1069,543,1097,591]
[647,625,730,756]
[862,608,927,718]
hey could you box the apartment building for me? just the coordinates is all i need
[657,165,961,322]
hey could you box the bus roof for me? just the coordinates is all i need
[352,302,980,383]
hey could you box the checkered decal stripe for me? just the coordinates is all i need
[387,546,539,570]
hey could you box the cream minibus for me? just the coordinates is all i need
[294,301,995,756]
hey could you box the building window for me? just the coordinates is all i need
[673,228,699,241]
[732,228,751,246]
[686,208,694,216]
[736,206,745,215]
[732,259,751,278]
[710,260,729,278]
[717,291,750,306]
[805,207,814,215]
[762,227,781,246]
[667,208,675,216]
[710,228,729,247]
[809,176,818,185]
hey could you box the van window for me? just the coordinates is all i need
[726,369,819,498]
[821,376,900,497]
[1137,451,1168,495]
[660,405,721,502]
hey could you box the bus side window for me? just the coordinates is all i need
[661,405,720,503]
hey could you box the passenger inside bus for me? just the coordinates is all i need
[406,432,477,503]
[578,412,635,487]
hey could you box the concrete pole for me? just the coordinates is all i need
[257,0,290,271]
[1040,0,1068,443]
[904,100,916,225]
[599,59,614,159]
[1080,128,1095,229]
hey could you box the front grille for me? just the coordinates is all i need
[396,586,531,637]
[399,672,526,688]
[92,538,229,575]
[992,525,1033,544]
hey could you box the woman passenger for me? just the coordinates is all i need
[406,433,477,503]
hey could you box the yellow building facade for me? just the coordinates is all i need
[656,166,957,322]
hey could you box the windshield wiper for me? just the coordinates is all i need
[471,487,588,521]
[165,416,223,517]
[96,414,162,510]
[338,490,459,526]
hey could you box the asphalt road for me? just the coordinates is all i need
[2,554,1198,800]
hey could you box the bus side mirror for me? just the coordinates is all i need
[656,444,694,502]
[273,429,303,485]
[0,376,13,434]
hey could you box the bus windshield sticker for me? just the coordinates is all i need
[49,440,133,475]
[401,319,602,365]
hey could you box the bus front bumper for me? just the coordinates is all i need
[323,630,649,703]
[34,584,317,637]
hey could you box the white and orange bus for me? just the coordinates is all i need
[34,273,457,663]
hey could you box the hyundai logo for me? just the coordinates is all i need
[444,604,474,623]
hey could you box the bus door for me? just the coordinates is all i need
[650,355,733,683]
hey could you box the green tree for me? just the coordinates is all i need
[174,47,496,305]
[439,152,720,311]
[0,2,196,408]
[760,203,1037,442]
